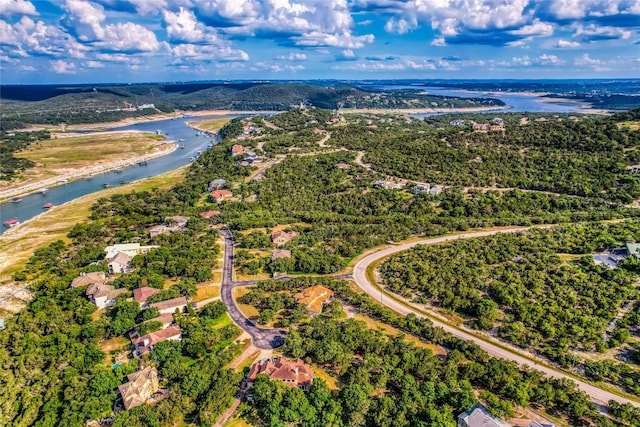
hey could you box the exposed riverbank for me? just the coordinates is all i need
[338,105,509,115]
[0,139,178,203]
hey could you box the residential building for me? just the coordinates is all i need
[165,216,189,227]
[231,144,245,156]
[271,230,298,246]
[247,356,314,389]
[133,325,182,357]
[146,313,174,330]
[271,249,292,261]
[71,271,106,288]
[86,283,127,309]
[626,242,640,258]
[458,404,511,427]
[210,189,233,203]
[149,225,169,238]
[294,285,334,314]
[108,252,133,274]
[118,367,160,410]
[149,296,188,315]
[104,243,159,260]
[472,123,491,132]
[133,286,161,308]
[200,210,220,219]
[373,180,405,190]
[208,179,226,191]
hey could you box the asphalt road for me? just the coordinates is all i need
[352,227,640,408]
[219,228,286,349]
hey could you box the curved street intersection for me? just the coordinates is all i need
[352,227,640,409]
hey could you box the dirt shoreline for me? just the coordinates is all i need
[338,105,509,114]
[0,141,178,202]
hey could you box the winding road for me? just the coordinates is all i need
[219,228,286,349]
[352,226,640,408]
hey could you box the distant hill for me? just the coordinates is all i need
[0,82,504,130]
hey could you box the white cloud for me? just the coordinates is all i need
[250,61,305,72]
[556,39,580,47]
[574,23,632,41]
[509,19,553,37]
[170,43,249,63]
[82,60,105,68]
[431,36,446,46]
[62,0,106,41]
[0,0,38,17]
[99,22,160,52]
[51,59,76,74]
[277,52,307,61]
[163,7,221,44]
[574,53,602,66]
[538,53,563,65]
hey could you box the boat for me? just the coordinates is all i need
[138,160,148,166]
[178,138,185,142]
[197,150,203,155]
[43,203,54,209]
[10,197,22,203]
[38,188,48,194]
[3,218,20,228]
[102,183,111,188]
[180,145,185,149]
[114,168,123,173]
[188,157,195,162]
[119,180,129,185]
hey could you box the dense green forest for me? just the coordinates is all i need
[380,223,640,393]
[238,277,640,427]
[0,82,503,130]
[0,130,49,180]
[328,110,640,202]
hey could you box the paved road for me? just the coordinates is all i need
[352,227,640,408]
[219,228,286,349]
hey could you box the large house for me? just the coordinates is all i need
[104,243,159,260]
[133,286,161,308]
[294,285,334,314]
[133,325,182,358]
[208,179,226,191]
[71,272,106,288]
[200,210,221,219]
[118,367,160,410]
[231,144,245,156]
[86,283,127,309]
[458,404,511,427]
[145,313,174,330]
[108,252,133,274]
[271,230,298,246]
[248,356,314,389]
[149,296,188,315]
[210,189,233,203]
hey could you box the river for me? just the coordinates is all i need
[0,115,229,235]
[0,91,587,235]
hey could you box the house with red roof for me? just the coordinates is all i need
[210,189,233,203]
[133,287,161,308]
[132,325,182,358]
[247,356,314,389]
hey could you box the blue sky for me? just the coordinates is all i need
[1,0,639,84]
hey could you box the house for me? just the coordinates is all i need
[491,117,505,126]
[231,144,245,156]
[247,356,314,389]
[118,367,160,410]
[149,296,188,315]
[104,243,159,260]
[271,249,292,262]
[200,210,220,219]
[108,252,133,274]
[166,216,189,227]
[133,287,161,308]
[472,123,490,132]
[490,124,505,132]
[294,285,333,314]
[626,242,640,258]
[373,180,405,190]
[271,230,298,246]
[458,404,511,427]
[146,313,174,330]
[133,325,182,357]
[71,271,106,288]
[210,189,233,203]
[86,283,127,309]
[149,225,169,238]
[208,179,226,191]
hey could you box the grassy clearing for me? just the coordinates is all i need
[224,417,255,427]
[354,313,448,356]
[194,284,221,302]
[4,132,166,187]
[311,363,339,390]
[0,167,185,280]
[233,287,260,319]
[189,118,230,132]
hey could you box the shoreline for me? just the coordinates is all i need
[0,141,178,202]
[338,105,509,115]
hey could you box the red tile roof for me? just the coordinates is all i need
[248,356,314,388]
[200,210,221,218]
[133,287,161,304]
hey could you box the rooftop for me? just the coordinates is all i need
[133,287,161,304]
[149,296,188,312]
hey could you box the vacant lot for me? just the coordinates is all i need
[188,118,230,132]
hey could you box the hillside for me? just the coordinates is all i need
[0,82,504,130]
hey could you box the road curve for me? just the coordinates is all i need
[219,228,286,349]
[352,227,640,408]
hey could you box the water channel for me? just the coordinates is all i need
[0,91,585,235]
